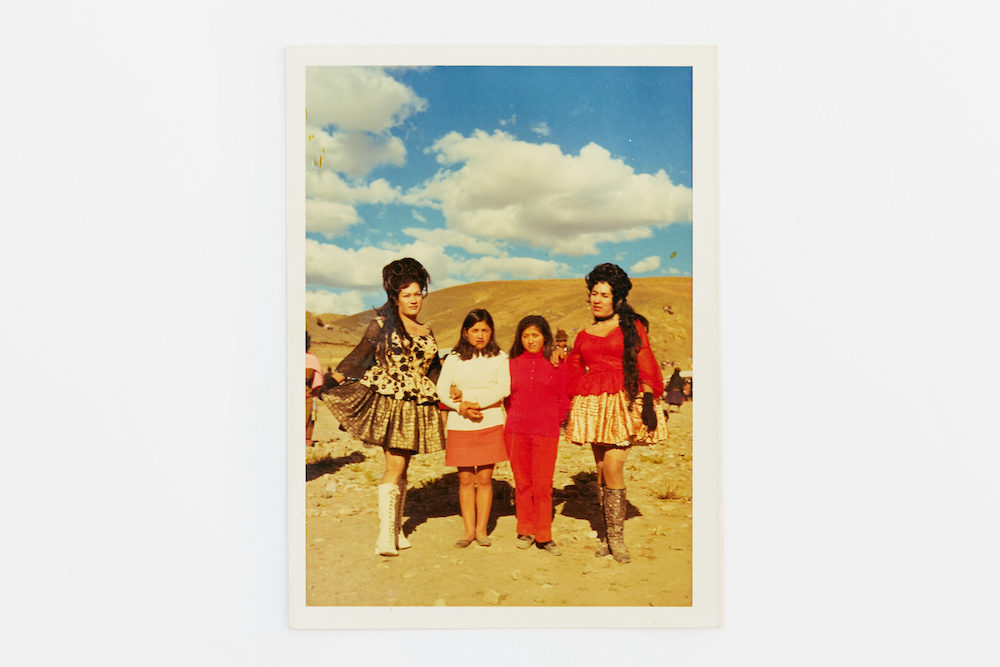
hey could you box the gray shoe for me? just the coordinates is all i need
[516,534,535,549]
[541,541,562,556]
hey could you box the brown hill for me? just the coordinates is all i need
[306,277,691,374]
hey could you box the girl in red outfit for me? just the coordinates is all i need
[504,315,571,555]
[564,263,670,563]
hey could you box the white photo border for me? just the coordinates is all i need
[286,45,720,629]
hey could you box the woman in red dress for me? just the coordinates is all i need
[564,263,670,563]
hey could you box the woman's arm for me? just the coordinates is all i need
[334,319,382,382]
[634,321,664,397]
[467,354,511,407]
[435,355,462,412]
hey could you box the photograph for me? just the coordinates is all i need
[286,47,720,628]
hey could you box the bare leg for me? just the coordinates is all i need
[457,468,476,540]
[591,444,606,486]
[602,447,629,489]
[474,464,495,538]
[381,448,411,484]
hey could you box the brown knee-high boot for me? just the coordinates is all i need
[595,484,610,557]
[604,487,631,564]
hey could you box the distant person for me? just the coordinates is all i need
[436,309,510,548]
[563,263,670,564]
[305,333,323,446]
[683,378,693,402]
[665,366,685,412]
[505,315,570,555]
[321,258,445,557]
[551,328,570,367]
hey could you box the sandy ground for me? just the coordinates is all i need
[304,400,693,607]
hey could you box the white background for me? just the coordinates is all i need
[2,1,998,664]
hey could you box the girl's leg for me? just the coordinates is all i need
[474,464,495,539]
[457,467,476,540]
[531,435,559,543]
[507,434,535,537]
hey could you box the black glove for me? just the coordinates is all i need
[641,392,657,431]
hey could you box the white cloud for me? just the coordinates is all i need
[306,237,571,293]
[411,210,427,223]
[306,171,399,205]
[306,67,426,133]
[451,256,572,282]
[630,256,661,274]
[306,289,366,316]
[499,113,516,127]
[409,130,692,256]
[307,124,406,180]
[306,239,450,291]
[531,121,550,136]
[667,267,681,275]
[306,199,361,237]
[402,227,506,256]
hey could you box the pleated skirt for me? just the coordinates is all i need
[321,382,445,454]
[565,390,670,448]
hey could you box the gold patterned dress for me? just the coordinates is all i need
[321,319,445,453]
[564,321,670,447]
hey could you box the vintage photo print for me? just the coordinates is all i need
[286,46,720,628]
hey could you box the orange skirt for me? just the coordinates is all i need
[565,391,670,447]
[445,425,508,467]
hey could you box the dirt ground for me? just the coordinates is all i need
[304,400,693,607]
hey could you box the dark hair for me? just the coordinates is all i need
[306,332,311,351]
[509,315,554,360]
[586,263,650,406]
[451,309,501,360]
[373,258,431,363]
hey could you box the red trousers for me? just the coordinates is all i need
[505,433,559,543]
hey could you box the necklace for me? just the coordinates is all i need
[593,312,616,323]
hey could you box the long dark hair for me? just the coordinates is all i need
[508,315,554,360]
[374,257,430,364]
[586,263,650,405]
[451,309,501,360]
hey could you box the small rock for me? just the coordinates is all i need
[483,589,504,605]
[511,570,521,581]
[433,598,447,606]
[541,583,553,590]
[314,538,326,543]
[586,530,598,539]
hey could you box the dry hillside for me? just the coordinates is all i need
[306,277,691,375]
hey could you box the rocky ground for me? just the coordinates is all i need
[304,401,693,607]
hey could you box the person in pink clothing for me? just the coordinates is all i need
[504,315,570,555]
[305,332,323,447]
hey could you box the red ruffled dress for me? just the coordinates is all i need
[564,321,670,447]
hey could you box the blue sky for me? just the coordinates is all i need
[304,66,693,314]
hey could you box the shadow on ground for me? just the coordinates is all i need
[557,471,642,531]
[403,472,515,538]
[306,449,368,482]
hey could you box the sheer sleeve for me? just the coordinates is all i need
[334,319,382,380]
[435,355,460,412]
[562,337,585,396]
[635,321,664,396]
